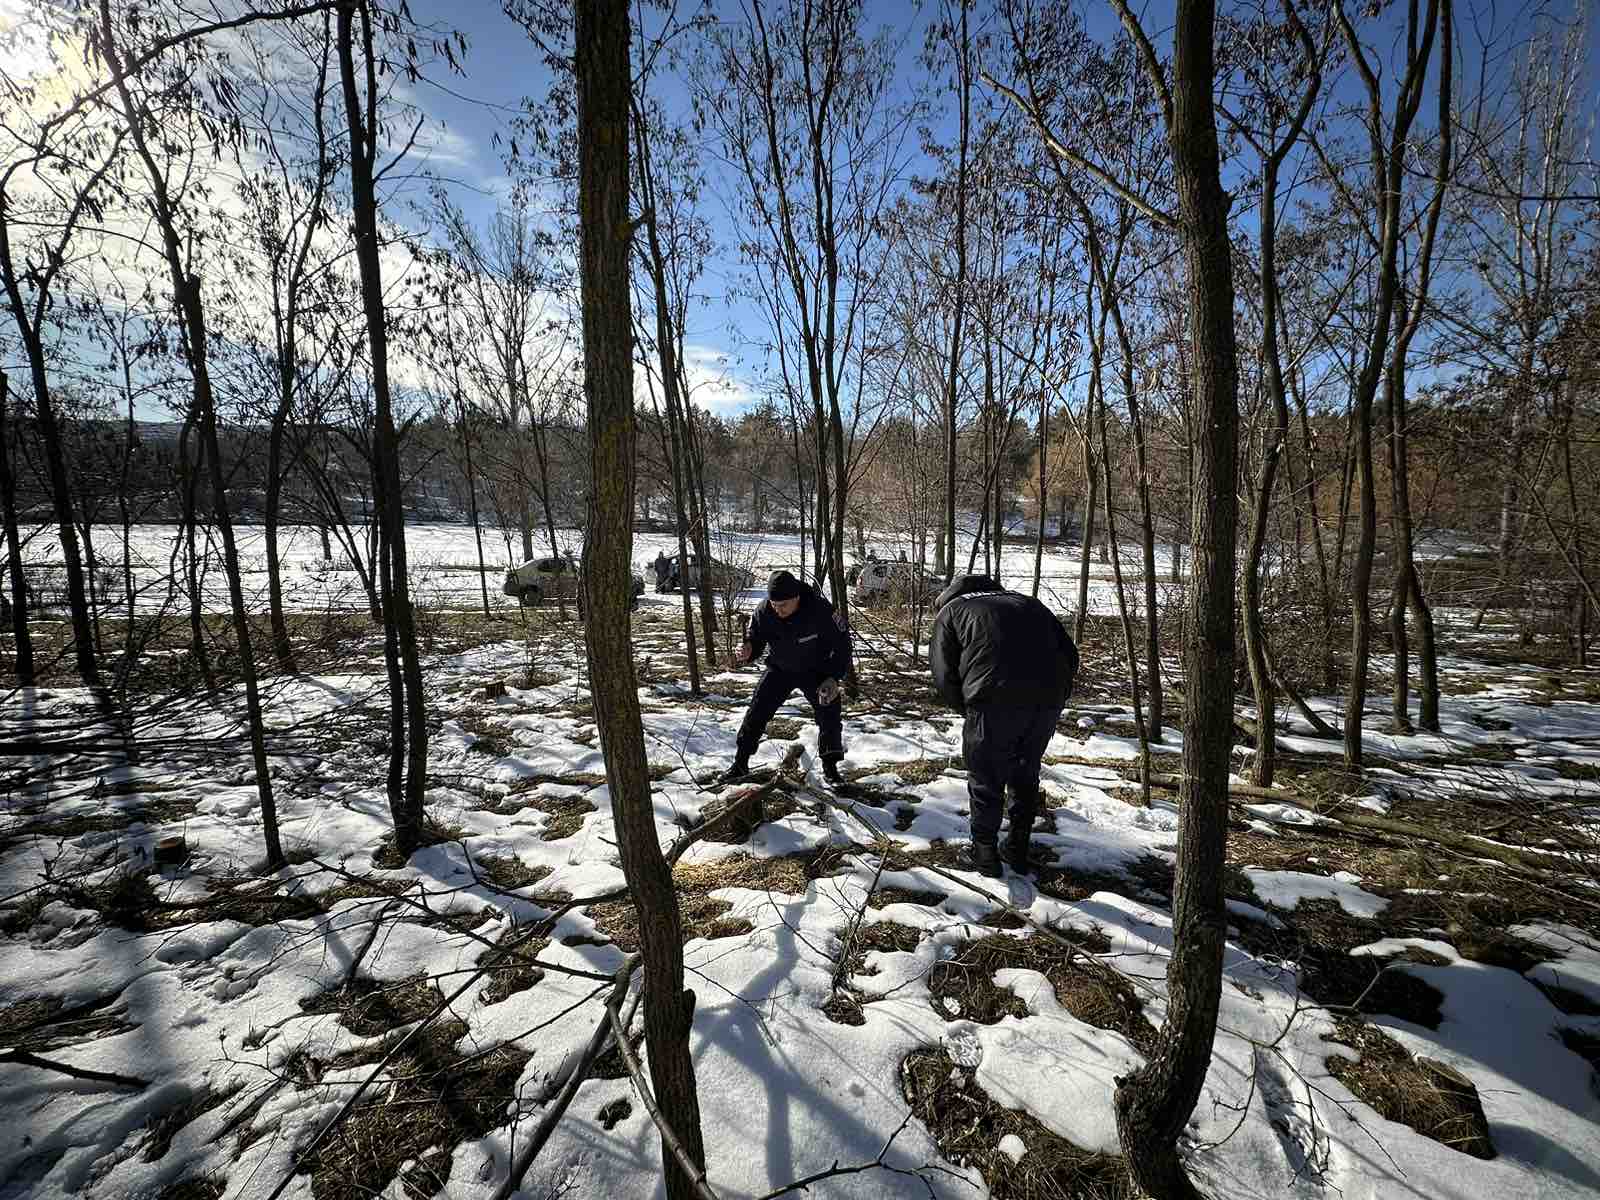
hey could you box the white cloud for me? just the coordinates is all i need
[680,343,758,416]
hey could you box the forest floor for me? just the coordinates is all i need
[3,546,1600,1200]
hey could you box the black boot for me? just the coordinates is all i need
[718,755,751,784]
[967,840,1003,879]
[822,755,843,785]
[1004,827,1033,874]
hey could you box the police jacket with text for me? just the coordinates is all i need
[930,575,1078,711]
[747,583,852,679]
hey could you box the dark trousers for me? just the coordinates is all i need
[737,666,843,760]
[963,702,1061,844]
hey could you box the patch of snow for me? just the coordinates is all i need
[1243,868,1389,919]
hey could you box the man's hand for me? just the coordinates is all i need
[817,676,841,706]
[734,642,754,666]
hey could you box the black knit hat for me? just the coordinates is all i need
[767,570,802,601]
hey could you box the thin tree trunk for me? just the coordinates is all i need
[338,0,428,856]
[0,197,101,697]
[1108,297,1163,740]
[1099,384,1149,802]
[100,0,283,863]
[633,126,704,694]
[1033,392,1047,598]
[0,369,33,684]
[177,419,214,690]
[1111,2,1239,1194]
[265,408,296,672]
[574,8,708,1197]
[459,401,491,618]
[942,0,971,586]
[1336,0,1442,769]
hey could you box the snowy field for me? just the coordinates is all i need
[4,524,1600,1200]
[15,521,1169,620]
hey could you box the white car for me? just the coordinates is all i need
[848,560,939,607]
[503,555,644,609]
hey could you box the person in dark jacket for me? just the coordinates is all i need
[722,569,853,784]
[929,574,1078,878]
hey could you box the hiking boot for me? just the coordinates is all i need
[822,755,844,785]
[1004,830,1033,874]
[966,841,1003,879]
[718,756,751,784]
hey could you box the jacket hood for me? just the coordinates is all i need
[934,574,1001,611]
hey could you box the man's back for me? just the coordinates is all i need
[930,576,1077,710]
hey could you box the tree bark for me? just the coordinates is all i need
[0,201,101,695]
[338,0,428,856]
[574,7,708,1198]
[0,370,34,684]
[1336,0,1442,768]
[1109,2,1239,1195]
[941,0,971,586]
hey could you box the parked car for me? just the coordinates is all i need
[503,554,644,609]
[848,559,939,607]
[653,552,755,594]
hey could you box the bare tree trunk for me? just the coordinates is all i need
[633,122,703,694]
[1074,414,1098,647]
[1108,298,1163,740]
[1289,366,1339,690]
[575,7,708,1196]
[681,384,719,668]
[942,0,971,586]
[338,0,428,856]
[101,0,283,863]
[0,196,102,697]
[1099,384,1149,802]
[1337,0,1443,768]
[265,405,296,672]
[459,401,492,618]
[1109,3,1238,1195]
[1384,3,1451,733]
[0,369,33,684]
[1241,17,1321,784]
[176,419,214,690]
[1033,392,1048,597]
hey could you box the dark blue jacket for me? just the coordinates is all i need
[930,575,1077,710]
[746,583,852,679]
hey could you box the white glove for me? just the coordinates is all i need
[817,676,841,706]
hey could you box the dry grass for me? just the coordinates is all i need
[528,794,598,842]
[477,931,551,1006]
[845,920,925,978]
[868,886,947,910]
[471,854,551,891]
[371,819,467,870]
[888,756,961,786]
[299,974,443,1037]
[296,1020,532,1200]
[588,894,752,952]
[901,1048,1136,1199]
[1325,1019,1495,1159]
[672,854,813,895]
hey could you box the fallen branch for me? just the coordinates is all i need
[605,977,724,1200]
[0,1048,148,1087]
[493,956,639,1200]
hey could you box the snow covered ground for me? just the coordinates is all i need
[4,532,1600,1200]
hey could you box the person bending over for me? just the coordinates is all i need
[722,570,852,784]
[929,574,1078,878]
